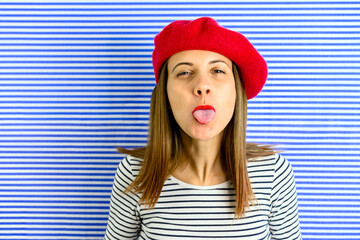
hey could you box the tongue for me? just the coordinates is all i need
[193,109,215,124]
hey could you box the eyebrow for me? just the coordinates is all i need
[209,60,231,69]
[171,62,193,73]
[171,59,231,73]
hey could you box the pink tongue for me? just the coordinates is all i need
[193,110,215,124]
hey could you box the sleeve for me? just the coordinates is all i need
[104,156,141,240]
[269,154,302,240]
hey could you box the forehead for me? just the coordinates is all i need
[167,50,232,68]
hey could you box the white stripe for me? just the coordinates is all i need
[1,3,360,9]
[0,75,154,79]
[0,238,102,240]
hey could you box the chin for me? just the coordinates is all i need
[189,126,223,142]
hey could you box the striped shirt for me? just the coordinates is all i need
[105,154,302,240]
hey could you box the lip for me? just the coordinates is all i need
[192,105,216,114]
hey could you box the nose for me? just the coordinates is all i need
[194,76,212,97]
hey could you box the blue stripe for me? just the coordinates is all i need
[0,202,109,207]
[0,90,153,93]
[2,19,360,23]
[268,61,360,64]
[0,61,153,64]
[261,45,360,48]
[0,227,105,231]
[0,222,106,226]
[0,117,149,120]
[0,123,148,126]
[299,199,360,203]
[0,183,113,187]
[266,73,360,76]
[270,66,360,69]
[0,45,351,49]
[0,156,119,162]
[0,178,114,182]
[0,194,110,198]
[1,133,145,138]
[299,192,360,196]
[0,43,154,46]
[0,128,148,132]
[0,173,115,176]
[0,95,152,98]
[249,112,360,115]
[0,206,109,210]
[0,72,154,75]
[263,84,360,87]
[0,52,152,56]
[0,140,145,144]
[248,135,360,139]
[300,209,360,213]
[0,101,151,104]
[6,151,118,158]
[4,7,360,11]
[0,78,143,82]
[302,226,360,230]
[302,233,360,237]
[2,30,360,34]
[0,66,154,69]
[2,13,360,17]
[284,154,360,158]
[0,216,107,220]
[249,106,360,110]
[0,2,359,5]
[300,215,360,219]
[2,25,360,29]
[0,189,112,193]
[264,55,360,58]
[0,234,104,237]
[2,36,360,40]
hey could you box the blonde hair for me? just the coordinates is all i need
[118,61,276,218]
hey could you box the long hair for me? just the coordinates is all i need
[118,60,276,218]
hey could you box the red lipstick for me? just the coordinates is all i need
[192,105,216,114]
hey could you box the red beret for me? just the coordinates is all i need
[152,17,268,100]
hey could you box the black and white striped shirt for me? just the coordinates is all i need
[105,154,302,240]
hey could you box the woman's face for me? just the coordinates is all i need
[167,50,237,142]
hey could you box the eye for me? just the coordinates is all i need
[212,69,225,74]
[176,71,192,77]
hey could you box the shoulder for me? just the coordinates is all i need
[249,154,297,195]
[119,155,143,174]
[247,153,278,170]
[114,155,143,187]
[247,153,294,178]
[248,153,291,168]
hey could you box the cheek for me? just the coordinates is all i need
[167,83,178,110]
[167,83,187,119]
[222,82,236,107]
[218,83,237,124]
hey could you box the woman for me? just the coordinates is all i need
[105,17,302,240]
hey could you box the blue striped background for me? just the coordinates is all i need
[0,1,359,239]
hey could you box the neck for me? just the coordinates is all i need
[173,130,227,186]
